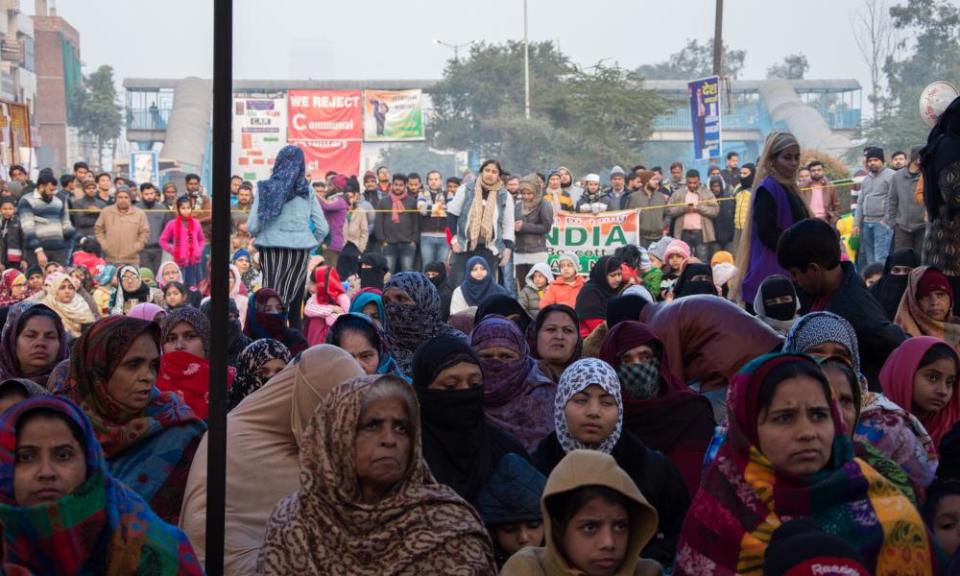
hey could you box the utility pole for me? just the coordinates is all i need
[712,0,724,76]
[524,0,531,119]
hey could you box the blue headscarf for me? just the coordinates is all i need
[350,291,387,329]
[232,248,251,263]
[96,264,117,287]
[256,145,311,223]
[460,256,506,307]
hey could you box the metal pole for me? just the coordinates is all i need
[712,0,724,77]
[206,0,232,573]
[523,0,530,119]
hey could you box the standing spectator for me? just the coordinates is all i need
[6,165,29,198]
[60,174,77,200]
[626,170,667,246]
[710,175,736,254]
[18,171,75,268]
[447,159,516,288]
[574,174,612,213]
[339,178,369,279]
[733,163,756,249]
[417,169,450,271]
[375,173,419,273]
[229,174,242,206]
[921,96,960,305]
[513,175,554,291]
[891,150,908,170]
[94,172,113,205]
[93,186,150,267]
[666,161,685,194]
[721,151,740,189]
[70,178,106,240]
[801,160,840,225]
[73,161,89,186]
[161,182,178,209]
[317,175,348,268]
[0,197,23,270]
[232,181,254,229]
[557,166,583,206]
[136,183,171,273]
[855,147,897,267]
[247,145,328,330]
[543,170,573,215]
[886,147,926,256]
[603,165,629,208]
[667,169,719,261]
[159,196,207,291]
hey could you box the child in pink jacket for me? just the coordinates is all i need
[159,196,206,290]
[303,265,350,346]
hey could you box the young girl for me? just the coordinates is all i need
[303,265,350,346]
[163,281,191,311]
[70,237,105,278]
[660,239,691,300]
[539,252,585,310]
[519,263,554,318]
[24,266,43,298]
[159,195,206,291]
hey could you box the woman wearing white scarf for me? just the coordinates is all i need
[41,272,96,337]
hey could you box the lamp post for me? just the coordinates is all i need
[433,39,475,63]
[523,0,530,119]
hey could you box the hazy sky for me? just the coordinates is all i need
[40,0,881,97]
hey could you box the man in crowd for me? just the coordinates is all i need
[376,166,391,197]
[667,169,718,261]
[19,171,75,267]
[626,170,667,246]
[407,173,422,196]
[418,170,450,271]
[375,173,419,273]
[94,185,150,267]
[576,174,612,213]
[558,166,583,206]
[95,172,114,205]
[854,147,897,267]
[885,147,926,256]
[73,161,90,186]
[7,165,30,198]
[229,174,243,206]
[721,151,740,189]
[59,174,77,201]
[803,160,840,225]
[602,166,629,209]
[233,181,254,226]
[362,171,379,206]
[186,173,214,253]
[161,182,178,209]
[890,150,908,171]
[70,178,106,240]
[136,182,171,272]
[667,161,685,194]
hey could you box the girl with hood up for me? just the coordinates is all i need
[519,263,554,319]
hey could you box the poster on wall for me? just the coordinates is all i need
[688,76,722,160]
[287,90,363,142]
[544,210,640,275]
[362,89,425,141]
[129,150,159,185]
[295,140,362,179]
[233,96,287,183]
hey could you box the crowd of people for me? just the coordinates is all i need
[0,97,954,575]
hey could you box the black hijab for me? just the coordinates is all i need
[425,261,453,320]
[606,294,649,328]
[411,334,527,504]
[359,253,389,290]
[674,263,717,298]
[575,256,623,320]
[475,293,532,334]
[870,249,920,320]
[738,163,756,190]
[921,95,960,220]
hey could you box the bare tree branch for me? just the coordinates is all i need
[851,0,901,118]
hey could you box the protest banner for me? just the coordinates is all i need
[545,210,640,274]
[232,96,287,183]
[295,140,362,180]
[287,90,363,141]
[362,89,425,141]
[129,150,159,185]
[688,76,722,160]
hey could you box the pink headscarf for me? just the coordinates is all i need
[127,302,165,322]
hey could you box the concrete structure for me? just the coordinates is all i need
[0,0,36,140]
[33,0,80,172]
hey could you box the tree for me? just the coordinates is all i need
[70,65,122,169]
[766,53,809,80]
[635,39,746,80]
[851,0,900,117]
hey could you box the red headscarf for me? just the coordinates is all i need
[880,336,960,448]
[314,265,346,305]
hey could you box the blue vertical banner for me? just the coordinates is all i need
[129,150,159,185]
[688,76,722,161]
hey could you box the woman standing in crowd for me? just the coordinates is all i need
[112,264,163,315]
[257,375,497,575]
[539,252,583,310]
[316,175,349,268]
[328,313,403,378]
[895,266,960,345]
[180,346,364,572]
[735,131,812,308]
[575,256,624,338]
[247,145,328,330]
[303,264,350,346]
[527,304,581,384]
[501,450,662,576]
[226,338,290,410]
[0,302,68,386]
[675,354,938,575]
[513,174,554,293]
[599,321,716,494]
[340,178,369,280]
[871,249,919,320]
[159,196,206,291]
[472,315,556,452]
[532,358,689,566]
[411,334,528,506]
[50,316,205,524]
[40,272,95,338]
[450,256,505,316]
[244,288,309,355]
[543,169,574,214]
[0,396,204,575]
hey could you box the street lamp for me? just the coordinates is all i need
[433,39,475,63]
[523,0,530,119]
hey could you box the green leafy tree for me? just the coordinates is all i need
[70,65,122,169]
[635,39,746,80]
[766,53,809,80]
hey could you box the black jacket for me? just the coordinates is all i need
[532,430,690,565]
[713,189,736,244]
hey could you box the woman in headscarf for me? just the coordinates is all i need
[359,252,390,291]
[92,263,116,315]
[40,272,95,338]
[599,321,715,495]
[303,264,350,346]
[450,255,506,316]
[475,293,532,334]
[513,174,554,293]
[575,256,624,338]
[526,304,581,384]
[871,248,919,320]
[50,316,206,524]
[531,358,688,565]
[233,248,261,293]
[22,266,43,300]
[68,265,99,315]
[111,264,163,315]
[0,269,26,307]
[580,292,652,359]
[672,262,717,299]
[128,302,166,324]
[501,450,662,576]
[921,95,960,284]
[784,311,939,495]
[227,338,290,411]
[472,315,556,451]
[200,298,251,368]
[674,354,939,576]
[244,287,309,355]
[424,261,453,321]
[733,131,812,308]
[157,260,184,288]
[0,377,47,413]
[328,313,404,378]
[180,345,364,573]
[247,145,328,330]
[349,290,386,327]
[411,334,528,507]
[159,307,227,420]
[752,273,800,336]
[0,302,68,387]
[228,263,248,327]
[382,272,465,376]
[895,265,960,348]
[0,396,204,575]
[257,375,497,575]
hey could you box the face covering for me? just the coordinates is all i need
[764,297,797,321]
[617,358,662,400]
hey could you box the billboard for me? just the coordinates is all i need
[287,90,363,141]
[129,150,159,185]
[295,140,362,180]
[545,210,640,275]
[233,96,287,183]
[362,89,425,141]
[688,76,722,160]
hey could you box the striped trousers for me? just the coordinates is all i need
[259,246,312,330]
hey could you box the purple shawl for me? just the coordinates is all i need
[471,315,557,451]
[742,176,796,303]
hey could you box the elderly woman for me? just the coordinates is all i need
[40,271,95,337]
[111,264,164,315]
[0,302,68,387]
[526,304,581,384]
[0,396,203,575]
[180,345,363,574]
[382,272,465,376]
[257,374,497,575]
[675,354,938,575]
[50,316,206,524]
[226,339,291,411]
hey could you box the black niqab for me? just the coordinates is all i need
[870,249,920,320]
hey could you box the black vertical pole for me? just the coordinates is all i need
[206,0,232,574]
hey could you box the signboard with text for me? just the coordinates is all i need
[688,76,722,160]
[294,140,362,180]
[545,210,640,275]
[287,90,363,141]
[233,96,287,183]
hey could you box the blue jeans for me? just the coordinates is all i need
[420,235,450,271]
[860,221,892,268]
[501,250,517,298]
[383,242,417,273]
